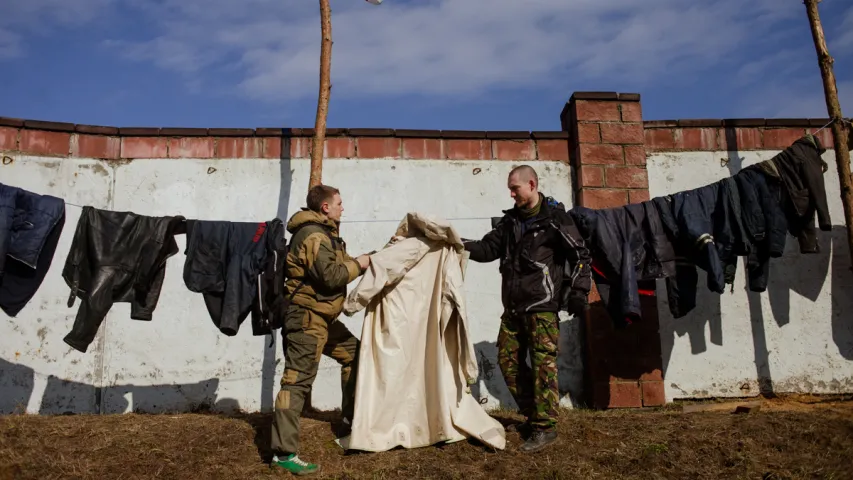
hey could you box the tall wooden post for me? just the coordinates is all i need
[804,0,853,268]
[310,0,333,189]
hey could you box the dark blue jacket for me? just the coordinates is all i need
[734,167,787,292]
[654,178,751,318]
[0,183,65,317]
[670,183,726,294]
[570,202,676,327]
[0,183,64,278]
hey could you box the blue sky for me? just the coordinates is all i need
[1,0,852,131]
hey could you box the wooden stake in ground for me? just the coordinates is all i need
[310,0,333,189]
[804,0,853,268]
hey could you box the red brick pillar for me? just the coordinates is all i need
[562,92,665,408]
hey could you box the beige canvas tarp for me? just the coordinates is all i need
[337,213,506,452]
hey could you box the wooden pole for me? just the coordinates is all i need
[804,0,853,268]
[310,0,333,189]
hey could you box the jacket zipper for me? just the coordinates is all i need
[526,261,554,312]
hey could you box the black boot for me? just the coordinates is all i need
[520,430,558,453]
[336,417,352,437]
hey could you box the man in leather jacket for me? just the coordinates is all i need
[462,165,591,453]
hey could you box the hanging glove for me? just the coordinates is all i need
[561,289,589,318]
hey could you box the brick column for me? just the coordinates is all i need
[561,92,665,408]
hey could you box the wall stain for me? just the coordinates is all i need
[81,163,110,177]
[35,160,61,170]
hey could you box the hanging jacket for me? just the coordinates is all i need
[183,220,271,336]
[735,167,788,257]
[0,183,66,316]
[734,167,788,292]
[768,134,831,253]
[463,194,591,316]
[654,178,750,318]
[569,202,675,327]
[256,218,288,335]
[284,209,363,321]
[63,207,185,353]
[717,177,751,284]
[670,183,726,294]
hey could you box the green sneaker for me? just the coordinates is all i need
[271,454,320,476]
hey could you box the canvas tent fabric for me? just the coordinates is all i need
[338,212,506,452]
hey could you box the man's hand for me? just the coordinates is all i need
[355,254,371,271]
[563,290,589,318]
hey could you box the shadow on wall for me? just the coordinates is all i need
[831,227,853,360]
[657,128,853,398]
[470,314,586,410]
[260,134,293,414]
[0,357,240,415]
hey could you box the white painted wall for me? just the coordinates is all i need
[648,150,853,401]
[1,155,584,414]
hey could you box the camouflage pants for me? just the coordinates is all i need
[497,311,559,431]
[271,305,360,455]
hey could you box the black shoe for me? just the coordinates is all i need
[336,417,352,437]
[520,430,558,453]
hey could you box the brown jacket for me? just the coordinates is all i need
[285,209,362,319]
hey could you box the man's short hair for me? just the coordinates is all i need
[306,184,340,212]
[509,164,539,186]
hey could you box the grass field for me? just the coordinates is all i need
[1,395,851,479]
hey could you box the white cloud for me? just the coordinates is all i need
[832,5,853,53]
[0,28,22,60]
[3,0,849,120]
[0,0,115,59]
[739,80,853,119]
[103,0,803,102]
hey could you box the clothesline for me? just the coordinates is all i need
[61,202,493,223]
[0,133,835,367]
[811,117,852,135]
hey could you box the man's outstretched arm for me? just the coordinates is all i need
[462,226,503,263]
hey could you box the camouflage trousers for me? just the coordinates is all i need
[271,305,360,455]
[497,311,559,431]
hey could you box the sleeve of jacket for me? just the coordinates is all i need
[734,172,766,243]
[302,232,362,289]
[0,187,19,277]
[554,211,592,294]
[462,224,503,263]
[0,209,9,277]
[802,149,832,231]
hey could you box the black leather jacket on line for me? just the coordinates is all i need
[62,207,185,353]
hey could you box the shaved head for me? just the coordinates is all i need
[509,165,539,187]
[507,165,540,208]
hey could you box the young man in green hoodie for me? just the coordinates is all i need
[270,184,371,476]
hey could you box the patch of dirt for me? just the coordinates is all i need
[1,398,852,479]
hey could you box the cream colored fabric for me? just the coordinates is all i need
[338,213,506,452]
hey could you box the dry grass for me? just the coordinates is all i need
[1,396,852,479]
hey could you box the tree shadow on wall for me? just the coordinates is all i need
[469,313,587,411]
[0,357,240,415]
[259,133,294,415]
